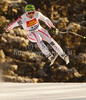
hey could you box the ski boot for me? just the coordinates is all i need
[60,52,69,65]
[47,53,58,66]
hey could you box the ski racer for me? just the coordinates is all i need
[6,4,69,65]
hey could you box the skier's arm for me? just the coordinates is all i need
[6,16,22,32]
[38,12,54,28]
[38,12,59,34]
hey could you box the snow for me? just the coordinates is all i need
[0,83,86,100]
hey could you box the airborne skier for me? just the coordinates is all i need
[6,4,69,66]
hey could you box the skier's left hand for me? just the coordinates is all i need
[51,26,59,35]
[5,29,9,35]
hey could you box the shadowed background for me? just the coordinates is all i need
[0,0,86,82]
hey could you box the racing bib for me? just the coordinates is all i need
[26,18,37,27]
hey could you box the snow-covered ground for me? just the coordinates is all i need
[0,83,86,100]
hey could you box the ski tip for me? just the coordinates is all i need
[49,63,53,66]
[49,54,58,66]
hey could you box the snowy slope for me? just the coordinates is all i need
[0,83,86,100]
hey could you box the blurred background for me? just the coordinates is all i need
[0,0,86,83]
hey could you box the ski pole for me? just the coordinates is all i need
[59,31,86,39]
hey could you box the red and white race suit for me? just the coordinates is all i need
[7,11,64,57]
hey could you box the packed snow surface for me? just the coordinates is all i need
[0,83,86,100]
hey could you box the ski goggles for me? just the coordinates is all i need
[26,12,35,15]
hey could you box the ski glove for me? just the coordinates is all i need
[51,26,59,35]
[5,29,9,35]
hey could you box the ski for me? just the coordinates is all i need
[49,53,58,66]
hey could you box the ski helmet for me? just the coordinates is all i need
[25,4,35,12]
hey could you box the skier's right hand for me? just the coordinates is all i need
[5,29,9,35]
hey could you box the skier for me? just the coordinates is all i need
[6,4,69,65]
